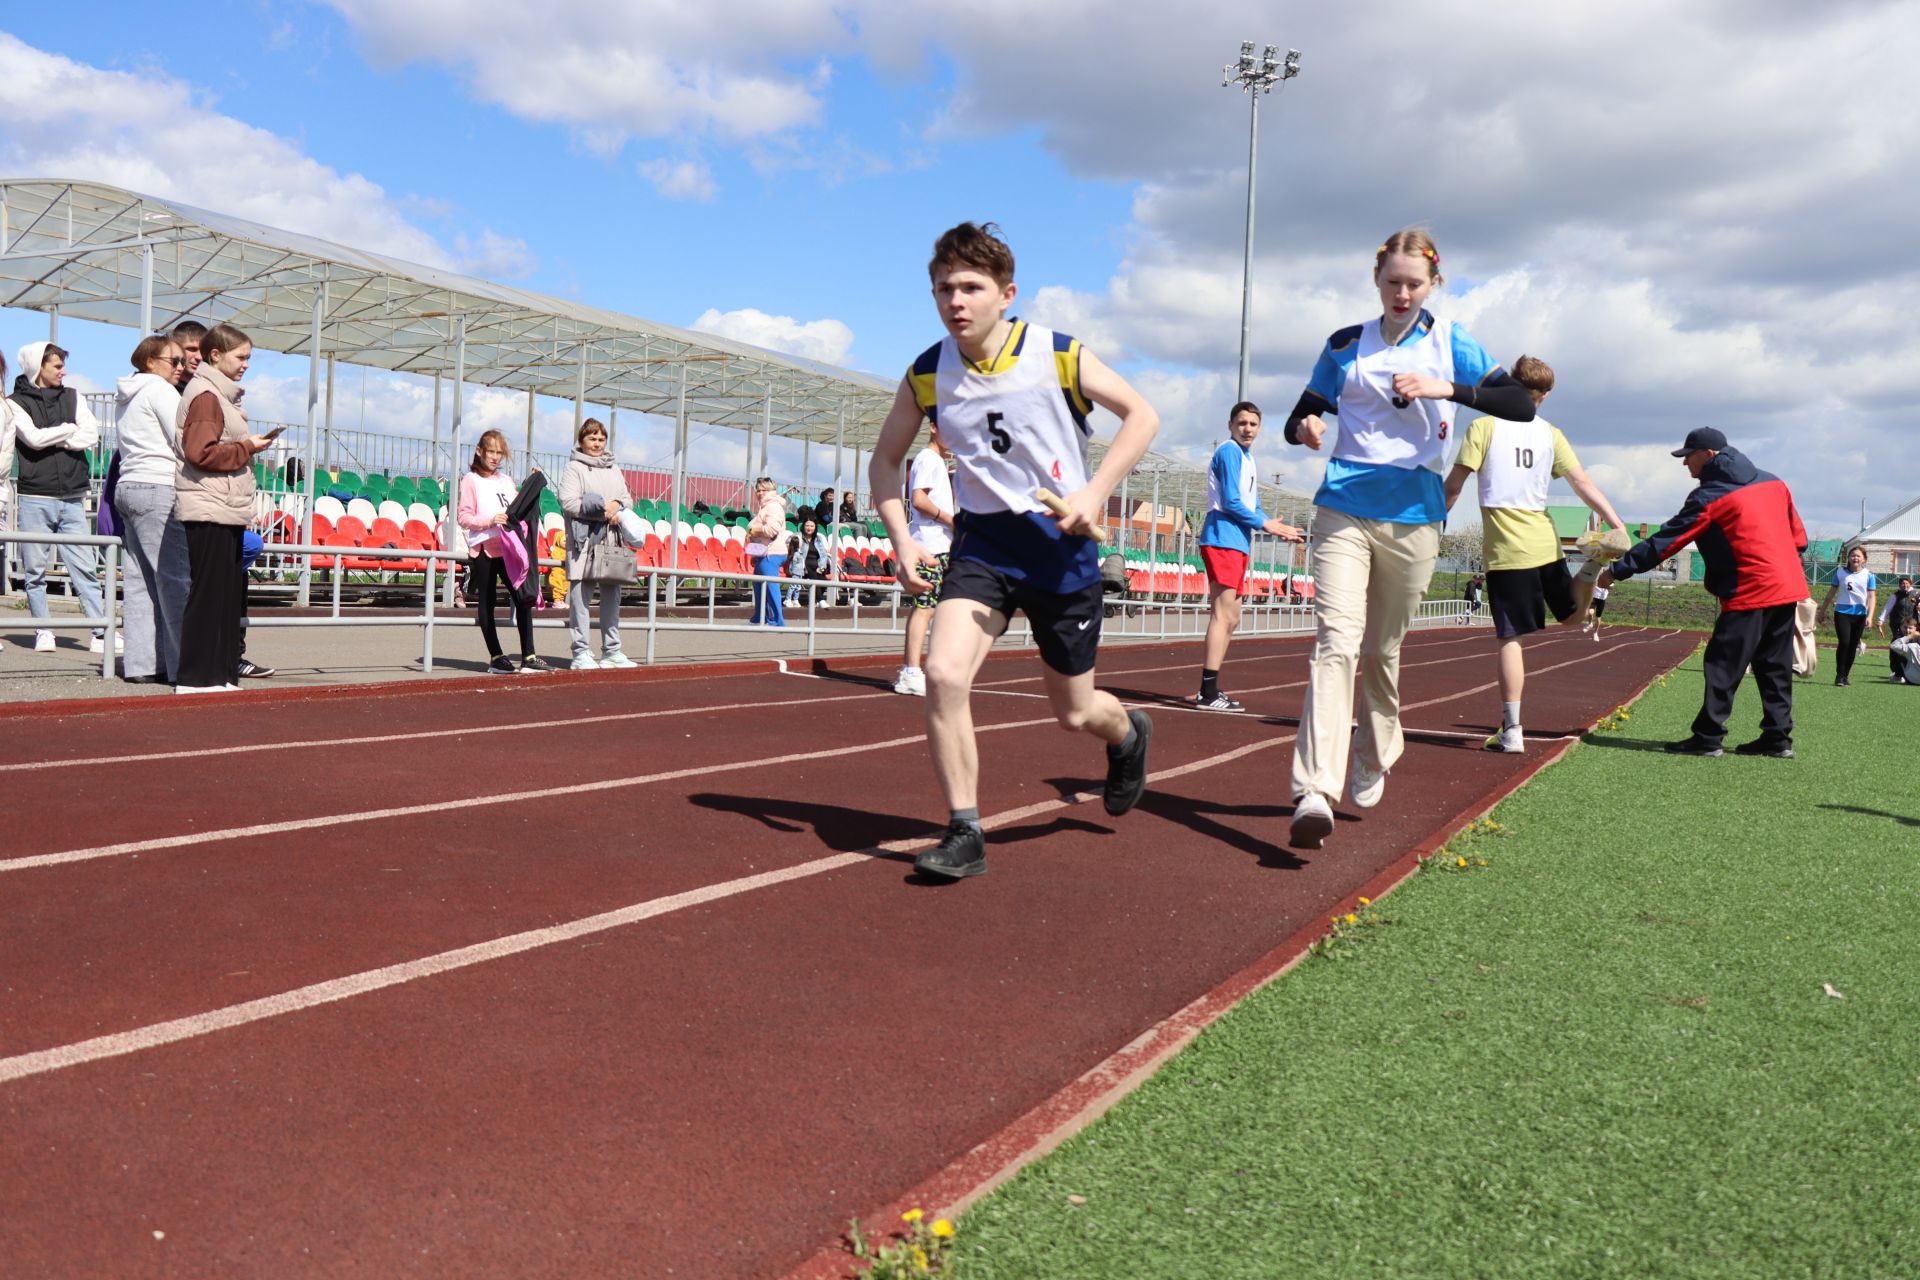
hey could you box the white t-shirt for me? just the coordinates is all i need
[907,447,954,554]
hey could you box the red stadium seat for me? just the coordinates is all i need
[336,516,369,544]
[312,514,335,542]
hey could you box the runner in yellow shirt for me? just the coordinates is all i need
[1443,355,1626,753]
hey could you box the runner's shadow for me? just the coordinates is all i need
[1041,775,1306,871]
[1574,736,1675,753]
[687,793,934,854]
[1818,803,1920,829]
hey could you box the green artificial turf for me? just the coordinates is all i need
[955,655,1920,1279]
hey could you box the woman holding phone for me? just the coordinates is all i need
[1282,230,1539,846]
[172,323,277,692]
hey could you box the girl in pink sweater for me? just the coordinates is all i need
[458,430,548,673]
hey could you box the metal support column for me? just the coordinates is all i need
[667,362,688,604]
[526,389,537,461]
[140,243,154,336]
[298,288,323,605]
[445,317,466,607]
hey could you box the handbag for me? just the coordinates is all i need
[579,522,638,585]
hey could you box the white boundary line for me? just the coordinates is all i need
[0,627,1693,1085]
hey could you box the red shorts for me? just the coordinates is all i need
[1201,545,1248,594]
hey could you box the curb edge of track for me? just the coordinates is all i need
[777,637,1694,1280]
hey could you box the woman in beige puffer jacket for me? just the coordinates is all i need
[556,418,635,669]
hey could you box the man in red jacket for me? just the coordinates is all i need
[1600,427,1807,758]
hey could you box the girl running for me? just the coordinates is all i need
[459,429,547,673]
[1283,230,1539,847]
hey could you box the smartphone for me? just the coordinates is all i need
[260,426,286,441]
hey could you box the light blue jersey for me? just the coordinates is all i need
[1199,439,1268,554]
[1306,310,1499,525]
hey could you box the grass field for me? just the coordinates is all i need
[949,654,1920,1278]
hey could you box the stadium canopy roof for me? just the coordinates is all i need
[0,178,1309,521]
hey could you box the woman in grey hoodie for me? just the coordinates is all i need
[556,418,635,669]
[113,335,190,683]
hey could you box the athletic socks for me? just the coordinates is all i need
[949,806,983,835]
[1111,724,1140,757]
[1502,701,1522,731]
[1199,668,1220,701]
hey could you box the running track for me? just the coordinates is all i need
[0,625,1698,1277]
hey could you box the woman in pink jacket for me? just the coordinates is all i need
[459,429,549,673]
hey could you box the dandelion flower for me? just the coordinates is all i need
[1456,857,1468,868]
[1343,913,1358,925]
[1358,896,1372,906]
[912,1245,930,1270]
[902,1208,924,1224]
[931,1219,955,1239]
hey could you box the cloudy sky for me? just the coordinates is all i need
[1,1,1913,535]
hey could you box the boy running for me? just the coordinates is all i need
[1442,355,1626,753]
[870,222,1161,879]
[893,422,954,696]
[1195,401,1304,709]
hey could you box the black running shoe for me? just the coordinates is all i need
[1663,737,1724,757]
[1103,709,1154,816]
[236,659,276,678]
[1732,739,1795,759]
[915,822,987,879]
[486,655,518,675]
[1194,691,1244,711]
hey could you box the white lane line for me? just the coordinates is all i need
[0,627,1695,1084]
[0,690,891,775]
[0,715,1059,874]
[0,731,1295,1087]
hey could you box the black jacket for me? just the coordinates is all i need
[502,469,549,607]
[9,376,91,499]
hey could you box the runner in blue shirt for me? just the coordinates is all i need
[1195,400,1303,709]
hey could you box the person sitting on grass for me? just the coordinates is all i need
[1877,574,1914,683]
[1600,427,1807,758]
[869,220,1161,880]
[1890,615,1920,686]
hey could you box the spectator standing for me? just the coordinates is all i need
[170,321,206,389]
[1601,427,1808,756]
[557,417,635,670]
[173,325,275,692]
[113,335,190,684]
[0,355,13,652]
[894,422,955,696]
[458,429,545,673]
[1818,545,1876,688]
[744,477,789,627]
[1877,574,1914,682]
[10,341,115,654]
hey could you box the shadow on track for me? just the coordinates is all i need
[1818,803,1920,829]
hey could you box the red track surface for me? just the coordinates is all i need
[0,626,1698,1278]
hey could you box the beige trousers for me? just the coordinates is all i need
[1290,507,1441,802]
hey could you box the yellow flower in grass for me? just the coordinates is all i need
[1456,857,1468,868]
[912,1246,931,1270]
[931,1219,955,1239]
[902,1208,924,1224]
[1358,896,1371,906]
[1343,913,1358,926]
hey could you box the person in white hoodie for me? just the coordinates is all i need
[114,335,191,684]
[9,340,112,653]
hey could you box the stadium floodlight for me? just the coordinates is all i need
[1221,41,1303,403]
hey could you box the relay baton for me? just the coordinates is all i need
[1035,487,1108,544]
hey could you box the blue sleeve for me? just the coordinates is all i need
[1450,326,1500,387]
[1214,446,1266,529]
[1306,342,1345,405]
[1832,567,1844,588]
[1867,574,1878,591]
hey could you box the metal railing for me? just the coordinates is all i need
[0,530,121,679]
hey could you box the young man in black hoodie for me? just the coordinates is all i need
[1600,427,1808,758]
[10,341,113,654]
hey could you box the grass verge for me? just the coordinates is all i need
[951,656,1920,1278]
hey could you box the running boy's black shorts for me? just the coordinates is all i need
[1486,558,1579,639]
[939,556,1104,676]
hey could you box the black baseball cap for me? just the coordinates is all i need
[1671,426,1727,457]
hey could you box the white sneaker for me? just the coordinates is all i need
[34,629,56,652]
[600,651,636,669]
[1349,756,1388,809]
[893,665,927,696]
[89,632,124,655]
[571,652,602,671]
[174,684,234,695]
[1484,725,1525,754]
[1290,792,1334,848]
[1592,629,1600,642]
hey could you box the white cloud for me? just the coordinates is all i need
[0,33,532,279]
[639,157,717,202]
[692,307,855,365]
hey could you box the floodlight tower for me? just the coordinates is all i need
[1222,42,1301,403]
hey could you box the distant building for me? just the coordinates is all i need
[1852,497,1920,577]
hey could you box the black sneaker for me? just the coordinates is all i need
[1103,709,1154,816]
[1663,737,1724,757]
[1194,691,1245,711]
[486,655,518,675]
[518,655,553,673]
[1732,739,1795,759]
[236,659,276,679]
[915,822,987,879]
